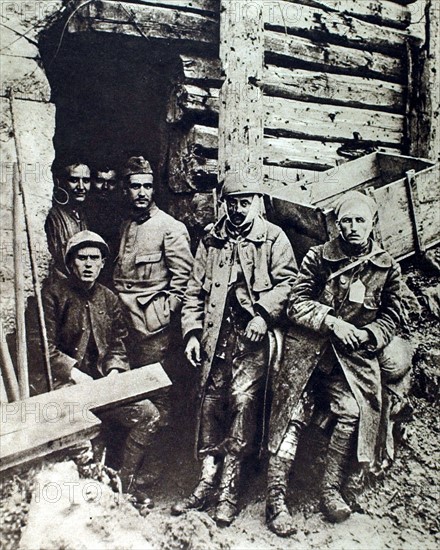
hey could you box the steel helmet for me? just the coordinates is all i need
[64,230,109,267]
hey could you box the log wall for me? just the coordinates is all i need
[165,0,416,193]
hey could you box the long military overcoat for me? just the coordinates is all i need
[181,214,298,392]
[269,236,402,464]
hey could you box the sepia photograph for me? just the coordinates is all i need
[0,1,439,548]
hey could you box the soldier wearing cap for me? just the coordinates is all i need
[113,156,193,450]
[266,191,412,535]
[45,160,91,279]
[171,180,297,526]
[42,230,163,507]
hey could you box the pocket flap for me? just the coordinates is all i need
[135,252,162,264]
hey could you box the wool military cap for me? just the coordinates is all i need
[334,190,378,220]
[123,156,153,177]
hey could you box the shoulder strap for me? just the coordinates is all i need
[326,250,382,283]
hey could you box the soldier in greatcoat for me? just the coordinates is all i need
[171,181,297,526]
[266,191,412,536]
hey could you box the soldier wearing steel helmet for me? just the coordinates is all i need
[42,230,164,508]
[171,179,297,526]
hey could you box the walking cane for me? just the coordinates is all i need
[9,93,53,391]
[0,327,20,402]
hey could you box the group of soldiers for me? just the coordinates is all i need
[41,155,412,536]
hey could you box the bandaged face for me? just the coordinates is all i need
[337,202,374,246]
[225,193,263,227]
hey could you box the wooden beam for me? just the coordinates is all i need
[263,65,405,112]
[179,54,222,85]
[0,331,20,403]
[265,97,404,145]
[408,0,440,161]
[0,363,171,471]
[263,0,409,54]
[218,0,264,190]
[287,0,412,30]
[265,31,403,82]
[124,0,219,14]
[69,0,218,44]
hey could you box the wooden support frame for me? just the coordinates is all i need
[218,0,264,190]
[405,169,426,254]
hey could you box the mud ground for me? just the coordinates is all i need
[1,257,439,550]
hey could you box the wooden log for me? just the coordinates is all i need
[408,1,440,161]
[69,0,218,44]
[289,0,411,29]
[265,31,403,82]
[218,0,264,189]
[263,65,405,112]
[126,0,219,14]
[167,85,404,145]
[179,54,222,86]
[0,363,171,471]
[12,163,29,400]
[265,97,404,145]
[263,0,409,54]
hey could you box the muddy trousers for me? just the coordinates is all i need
[199,346,267,458]
[99,397,167,491]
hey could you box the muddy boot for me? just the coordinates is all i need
[266,455,296,537]
[215,455,241,527]
[119,438,154,510]
[321,424,354,523]
[342,466,365,513]
[171,455,220,516]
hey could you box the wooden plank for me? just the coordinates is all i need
[263,0,409,54]
[265,97,404,145]
[218,0,264,189]
[265,31,403,82]
[290,0,411,29]
[0,364,172,471]
[1,411,101,472]
[69,0,218,44]
[263,65,404,112]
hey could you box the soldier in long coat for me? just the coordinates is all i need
[171,181,297,526]
[266,191,411,535]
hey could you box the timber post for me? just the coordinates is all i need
[408,0,440,162]
[218,0,264,192]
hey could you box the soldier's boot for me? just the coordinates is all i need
[341,466,365,513]
[171,455,220,516]
[215,454,242,527]
[119,437,154,510]
[266,455,296,537]
[321,424,354,523]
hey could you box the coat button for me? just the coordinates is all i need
[208,321,214,327]
[215,282,220,287]
[219,262,224,268]
[315,350,320,356]
[211,303,216,308]
[126,283,132,289]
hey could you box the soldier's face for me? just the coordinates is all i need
[338,203,374,246]
[127,174,154,210]
[225,194,254,226]
[71,246,104,287]
[61,164,91,203]
[93,170,118,201]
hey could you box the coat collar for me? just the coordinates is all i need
[211,214,268,243]
[323,236,392,268]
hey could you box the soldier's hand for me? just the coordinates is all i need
[326,316,366,351]
[70,367,93,384]
[185,335,201,368]
[245,315,268,342]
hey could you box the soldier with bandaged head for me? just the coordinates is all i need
[171,179,297,526]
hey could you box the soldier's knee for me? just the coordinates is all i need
[380,337,413,383]
[135,399,162,433]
